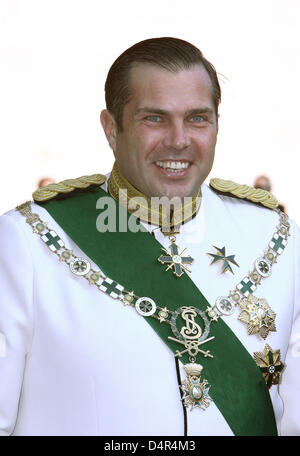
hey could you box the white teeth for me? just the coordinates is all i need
[155,161,190,171]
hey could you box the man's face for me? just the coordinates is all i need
[103,64,218,198]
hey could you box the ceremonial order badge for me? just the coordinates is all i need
[253,345,284,388]
[207,245,239,274]
[158,240,194,278]
[167,305,214,410]
[180,363,212,410]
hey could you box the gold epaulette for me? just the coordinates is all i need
[32,174,106,202]
[209,178,278,210]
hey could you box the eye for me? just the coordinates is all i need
[145,115,162,123]
[189,115,204,123]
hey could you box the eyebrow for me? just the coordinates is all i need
[134,106,214,117]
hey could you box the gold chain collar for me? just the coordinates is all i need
[108,162,202,230]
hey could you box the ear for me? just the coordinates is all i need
[100,109,118,151]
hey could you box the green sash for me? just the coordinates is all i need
[38,187,278,436]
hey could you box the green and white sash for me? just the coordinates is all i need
[38,187,278,436]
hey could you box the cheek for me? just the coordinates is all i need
[137,125,164,151]
[118,133,157,170]
[196,131,217,153]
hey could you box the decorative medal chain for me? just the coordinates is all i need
[17,202,289,410]
[205,209,290,339]
[17,202,214,411]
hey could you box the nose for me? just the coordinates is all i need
[162,120,191,151]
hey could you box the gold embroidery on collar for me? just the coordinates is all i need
[108,162,201,229]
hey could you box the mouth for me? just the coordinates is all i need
[154,160,191,174]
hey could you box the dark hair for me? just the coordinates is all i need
[104,37,221,130]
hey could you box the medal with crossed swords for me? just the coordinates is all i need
[167,306,215,410]
[158,240,194,277]
[134,297,215,410]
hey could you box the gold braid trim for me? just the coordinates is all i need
[209,178,278,210]
[32,174,106,202]
[108,162,201,228]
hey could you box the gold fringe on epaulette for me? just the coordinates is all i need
[209,178,278,209]
[32,174,106,202]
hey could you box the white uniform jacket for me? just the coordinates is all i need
[0,183,299,436]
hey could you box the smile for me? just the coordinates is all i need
[155,161,191,172]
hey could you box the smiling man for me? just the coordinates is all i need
[101,63,218,199]
[0,37,300,437]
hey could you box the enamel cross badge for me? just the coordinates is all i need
[180,363,212,410]
[207,245,239,274]
[158,241,194,278]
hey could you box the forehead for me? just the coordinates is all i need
[127,63,215,112]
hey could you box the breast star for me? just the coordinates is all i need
[253,344,284,388]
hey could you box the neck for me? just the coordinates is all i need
[108,162,202,231]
